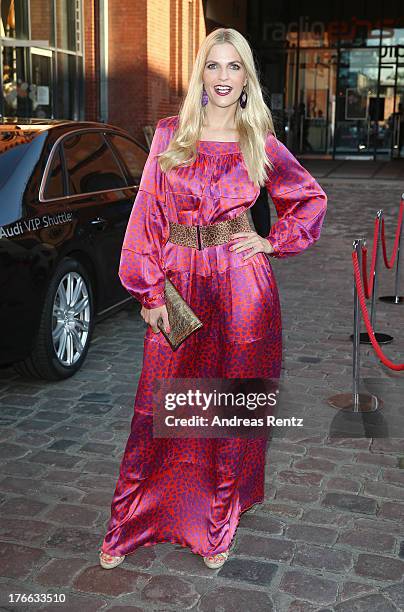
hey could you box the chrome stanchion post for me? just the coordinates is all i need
[328,239,380,412]
[379,194,404,305]
[352,239,361,411]
[359,211,393,344]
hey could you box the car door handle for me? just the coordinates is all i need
[90,217,107,229]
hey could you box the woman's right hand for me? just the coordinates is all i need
[141,304,171,334]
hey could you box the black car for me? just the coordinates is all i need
[0,117,149,380]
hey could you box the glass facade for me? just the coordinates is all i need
[252,0,404,159]
[0,0,84,120]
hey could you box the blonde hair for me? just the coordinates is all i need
[158,27,276,187]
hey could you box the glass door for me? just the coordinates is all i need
[334,48,380,158]
[30,47,52,118]
[295,50,337,155]
[282,48,337,156]
[390,46,404,159]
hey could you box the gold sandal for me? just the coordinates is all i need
[99,549,125,569]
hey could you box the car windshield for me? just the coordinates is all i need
[0,131,40,190]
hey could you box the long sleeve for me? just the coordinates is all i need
[119,120,171,309]
[264,133,327,258]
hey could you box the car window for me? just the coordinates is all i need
[0,134,32,190]
[62,131,127,195]
[107,134,148,183]
[44,145,64,199]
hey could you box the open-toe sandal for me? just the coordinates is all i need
[99,549,125,569]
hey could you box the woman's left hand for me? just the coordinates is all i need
[228,231,274,259]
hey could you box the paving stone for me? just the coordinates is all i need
[275,484,321,503]
[239,513,284,534]
[1,460,48,478]
[139,574,200,607]
[277,469,324,487]
[29,450,82,469]
[293,457,337,473]
[0,541,45,579]
[0,442,31,460]
[340,580,377,601]
[48,439,78,451]
[35,410,70,422]
[354,553,404,581]
[73,402,113,416]
[354,452,397,467]
[364,481,404,501]
[0,496,47,517]
[293,543,353,572]
[78,442,116,454]
[338,528,396,553]
[81,459,119,477]
[381,468,404,486]
[322,492,378,514]
[36,557,90,586]
[287,600,319,612]
[302,509,354,527]
[333,593,398,611]
[79,392,112,403]
[378,500,404,521]
[286,524,338,545]
[198,585,273,611]
[307,446,354,462]
[371,439,404,454]
[259,502,303,519]
[46,469,81,483]
[72,565,150,597]
[239,534,295,562]
[18,419,56,432]
[49,425,88,439]
[81,490,114,507]
[0,517,53,545]
[218,557,278,585]
[0,476,43,496]
[325,477,361,492]
[382,582,404,608]
[46,527,101,554]
[14,432,53,446]
[279,570,338,605]
[44,504,100,527]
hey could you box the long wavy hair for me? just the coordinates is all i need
[158,28,276,187]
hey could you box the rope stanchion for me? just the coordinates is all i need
[361,215,380,299]
[379,194,404,304]
[352,248,404,371]
[328,240,381,412]
[352,210,393,345]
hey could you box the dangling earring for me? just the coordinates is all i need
[239,86,248,109]
[201,85,208,106]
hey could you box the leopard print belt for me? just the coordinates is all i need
[168,211,253,250]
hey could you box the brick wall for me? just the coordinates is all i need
[102,0,206,146]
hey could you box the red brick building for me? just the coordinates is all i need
[1,0,247,147]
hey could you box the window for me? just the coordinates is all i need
[44,145,64,199]
[62,131,127,195]
[107,134,148,183]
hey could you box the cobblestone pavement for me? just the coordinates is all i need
[0,178,404,611]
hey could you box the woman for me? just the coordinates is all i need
[99,28,327,570]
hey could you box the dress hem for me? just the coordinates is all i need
[100,495,265,558]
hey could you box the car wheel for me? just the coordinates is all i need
[14,257,95,380]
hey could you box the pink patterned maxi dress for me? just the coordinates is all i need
[101,114,327,558]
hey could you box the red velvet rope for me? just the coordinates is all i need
[352,250,404,371]
[381,198,404,269]
[361,217,380,299]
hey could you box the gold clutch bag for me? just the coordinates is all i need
[157,277,203,350]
